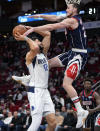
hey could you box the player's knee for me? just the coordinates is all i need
[63,76,72,89]
[48,118,56,129]
[48,121,56,129]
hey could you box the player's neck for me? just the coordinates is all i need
[72,13,78,17]
[85,89,91,95]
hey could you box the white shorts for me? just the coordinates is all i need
[27,88,55,116]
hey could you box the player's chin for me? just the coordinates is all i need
[67,13,71,17]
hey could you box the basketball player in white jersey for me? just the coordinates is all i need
[12,27,56,131]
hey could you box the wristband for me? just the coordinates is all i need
[24,36,28,41]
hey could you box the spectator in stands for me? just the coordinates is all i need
[22,108,32,131]
[2,111,13,131]
[3,111,13,125]
[55,107,77,131]
[0,106,2,114]
[2,109,8,119]
[60,106,67,118]
[53,91,65,107]
[18,107,26,119]
[13,90,23,102]
[8,111,23,131]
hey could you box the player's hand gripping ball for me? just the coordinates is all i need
[13,25,28,37]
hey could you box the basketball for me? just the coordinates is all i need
[12,25,28,37]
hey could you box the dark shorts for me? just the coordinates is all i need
[85,112,100,130]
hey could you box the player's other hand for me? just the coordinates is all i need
[28,14,41,18]
[14,32,25,41]
[23,27,34,36]
[86,106,94,114]
[24,25,32,30]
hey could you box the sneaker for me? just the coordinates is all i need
[76,110,89,128]
[12,75,31,86]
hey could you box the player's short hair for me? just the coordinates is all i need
[72,3,80,14]
[84,78,93,85]
[32,36,39,41]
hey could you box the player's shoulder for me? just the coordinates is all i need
[71,15,81,23]
[80,90,84,96]
[93,91,100,98]
[63,17,77,25]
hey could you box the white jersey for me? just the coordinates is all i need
[27,53,49,88]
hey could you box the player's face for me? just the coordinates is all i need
[66,4,76,17]
[84,81,92,90]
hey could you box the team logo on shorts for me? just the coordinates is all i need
[66,63,78,80]
[97,118,100,126]
[31,106,34,111]
[95,114,100,126]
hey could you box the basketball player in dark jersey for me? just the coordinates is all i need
[80,79,100,131]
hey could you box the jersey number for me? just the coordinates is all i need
[43,64,48,71]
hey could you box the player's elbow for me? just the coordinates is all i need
[31,44,39,52]
[44,31,51,36]
[47,31,51,36]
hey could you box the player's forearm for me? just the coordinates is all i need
[24,36,38,51]
[25,19,69,36]
[24,26,51,37]
[34,30,51,37]
[89,105,100,113]
[40,15,62,22]
[33,22,65,32]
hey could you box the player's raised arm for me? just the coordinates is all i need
[41,31,51,55]
[33,30,51,54]
[24,26,51,55]
[24,18,78,36]
[14,33,39,54]
[28,14,66,22]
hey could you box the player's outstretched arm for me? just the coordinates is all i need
[33,18,78,31]
[24,18,77,36]
[28,14,66,22]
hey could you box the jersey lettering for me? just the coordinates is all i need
[38,58,46,64]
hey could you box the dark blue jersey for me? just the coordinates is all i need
[66,15,87,49]
[81,90,96,110]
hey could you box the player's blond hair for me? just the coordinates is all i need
[65,0,81,4]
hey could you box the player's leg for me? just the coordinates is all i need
[45,113,57,131]
[43,89,56,131]
[83,115,91,131]
[63,55,89,128]
[28,113,42,131]
[27,88,44,131]
[48,53,66,68]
